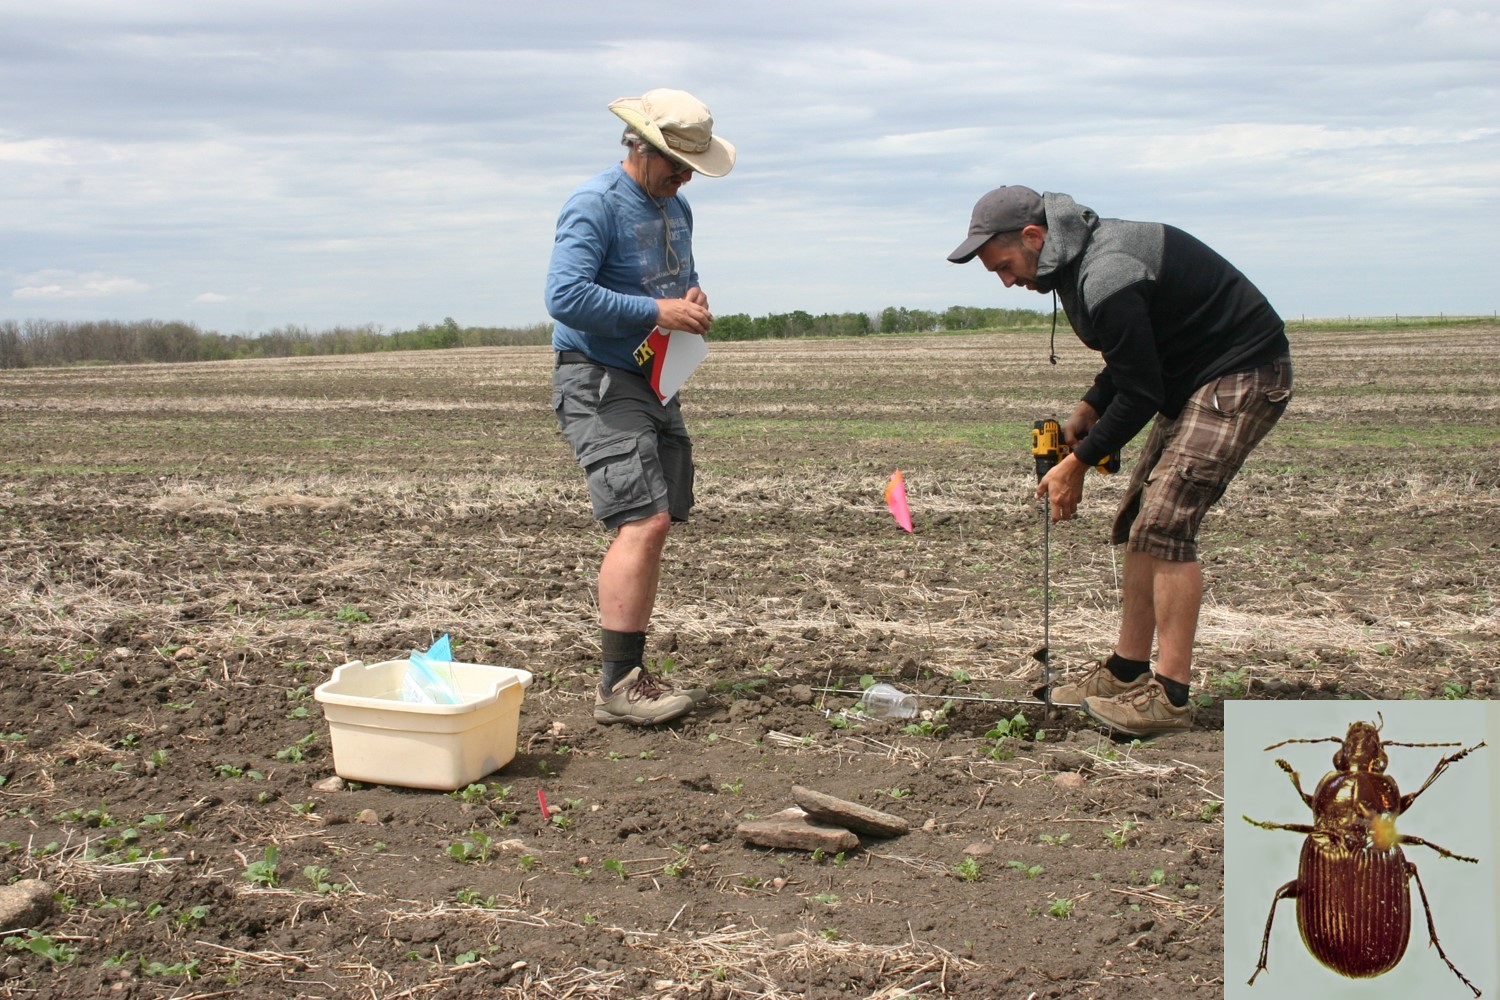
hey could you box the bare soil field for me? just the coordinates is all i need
[1,323,1497,999]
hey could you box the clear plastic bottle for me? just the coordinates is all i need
[858,683,919,719]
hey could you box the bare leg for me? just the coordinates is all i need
[1117,548,1202,684]
[597,512,671,632]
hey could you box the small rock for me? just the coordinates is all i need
[0,880,54,929]
[312,776,346,793]
[173,646,198,661]
[496,839,529,853]
[791,785,909,838]
[962,842,994,857]
[737,807,859,853]
[355,809,381,825]
[1053,772,1087,791]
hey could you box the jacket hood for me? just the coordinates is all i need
[1034,193,1097,292]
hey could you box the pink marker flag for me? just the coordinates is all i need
[885,469,914,533]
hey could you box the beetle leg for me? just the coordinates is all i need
[1398,832,1480,865]
[1241,815,1314,836]
[1407,859,1481,997]
[1273,757,1314,808]
[1247,878,1298,985]
[1399,740,1486,814]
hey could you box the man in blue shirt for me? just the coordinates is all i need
[546,89,735,726]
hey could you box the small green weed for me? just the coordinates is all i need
[953,856,982,882]
[241,846,280,887]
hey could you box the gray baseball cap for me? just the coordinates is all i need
[947,186,1046,263]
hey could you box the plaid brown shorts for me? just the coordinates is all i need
[1112,354,1292,561]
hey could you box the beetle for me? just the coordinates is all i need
[1242,715,1485,995]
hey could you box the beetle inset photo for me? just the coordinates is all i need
[1225,701,1498,999]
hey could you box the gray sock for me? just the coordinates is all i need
[601,629,646,692]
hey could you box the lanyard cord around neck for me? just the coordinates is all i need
[654,197,681,277]
[1048,290,1059,365]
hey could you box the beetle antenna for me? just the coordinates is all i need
[1262,736,1341,752]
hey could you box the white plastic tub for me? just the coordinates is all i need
[314,659,533,790]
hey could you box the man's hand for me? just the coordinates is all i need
[657,288,712,335]
[1035,452,1088,522]
[1063,400,1100,447]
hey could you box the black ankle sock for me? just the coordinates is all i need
[1105,653,1151,683]
[1155,673,1190,708]
[601,629,646,692]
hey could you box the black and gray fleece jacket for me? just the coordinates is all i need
[1033,193,1289,469]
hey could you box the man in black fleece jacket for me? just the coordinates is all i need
[950,186,1292,737]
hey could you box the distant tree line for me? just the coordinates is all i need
[0,307,1047,369]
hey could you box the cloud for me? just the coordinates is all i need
[12,271,150,300]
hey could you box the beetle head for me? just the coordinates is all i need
[1333,720,1388,773]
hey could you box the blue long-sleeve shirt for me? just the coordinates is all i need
[545,164,698,371]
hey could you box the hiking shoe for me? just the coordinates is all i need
[593,666,699,726]
[1047,661,1150,707]
[1082,679,1193,738]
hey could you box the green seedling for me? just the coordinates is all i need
[173,905,210,930]
[447,832,493,864]
[1047,897,1075,919]
[451,783,487,804]
[954,856,982,882]
[602,858,627,880]
[720,776,745,795]
[304,865,346,893]
[4,930,80,964]
[1007,860,1044,879]
[1105,820,1138,849]
[242,846,280,887]
[274,733,317,763]
[140,956,201,979]
[455,887,499,907]
[1038,833,1071,846]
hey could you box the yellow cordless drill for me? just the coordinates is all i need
[1030,418,1119,711]
[1031,418,1120,480]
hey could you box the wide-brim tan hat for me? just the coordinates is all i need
[609,88,736,178]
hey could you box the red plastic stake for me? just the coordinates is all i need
[537,788,551,822]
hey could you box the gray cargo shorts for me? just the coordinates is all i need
[1113,354,1292,562]
[552,358,694,529]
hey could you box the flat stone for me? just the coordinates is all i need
[791,785,910,838]
[1053,772,1087,791]
[0,880,54,929]
[737,807,859,853]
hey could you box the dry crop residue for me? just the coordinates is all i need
[2,323,1498,998]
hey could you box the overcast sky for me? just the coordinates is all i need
[3,1,1497,334]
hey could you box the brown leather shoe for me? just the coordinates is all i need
[1082,679,1193,738]
[593,666,700,726]
[1048,661,1150,707]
